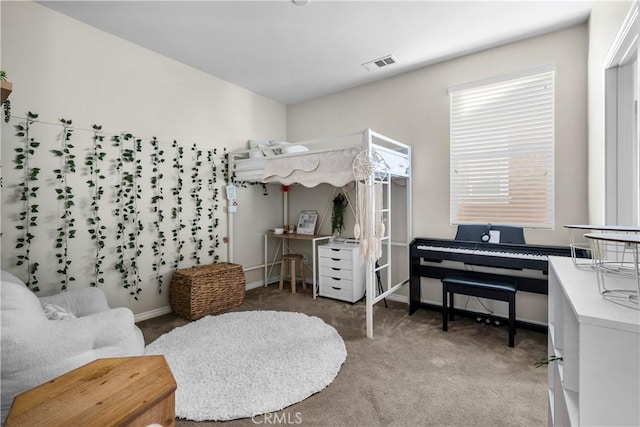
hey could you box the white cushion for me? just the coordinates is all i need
[42,303,76,320]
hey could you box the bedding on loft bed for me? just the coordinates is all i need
[229,130,410,187]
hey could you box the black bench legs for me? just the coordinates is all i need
[442,273,517,348]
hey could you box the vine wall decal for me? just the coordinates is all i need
[122,136,144,299]
[150,137,166,294]
[13,111,40,291]
[112,133,128,290]
[190,144,203,265]
[2,113,226,300]
[113,133,145,298]
[84,124,107,286]
[208,149,221,260]
[53,118,76,290]
[86,124,107,287]
[171,140,185,270]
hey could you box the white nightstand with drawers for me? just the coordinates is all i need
[318,241,365,303]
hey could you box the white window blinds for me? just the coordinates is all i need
[449,68,555,228]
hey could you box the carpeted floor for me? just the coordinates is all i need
[137,284,548,427]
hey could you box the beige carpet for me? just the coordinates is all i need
[137,284,548,427]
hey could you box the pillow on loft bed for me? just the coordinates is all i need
[382,151,410,175]
[269,141,310,155]
[247,140,310,158]
[247,140,272,158]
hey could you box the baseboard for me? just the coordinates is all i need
[135,305,173,322]
[385,293,408,303]
[246,279,265,291]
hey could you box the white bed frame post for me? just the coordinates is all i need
[365,129,376,338]
[364,129,412,338]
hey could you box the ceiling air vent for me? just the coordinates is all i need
[362,55,398,71]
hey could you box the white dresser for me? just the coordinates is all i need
[548,256,640,426]
[318,242,365,303]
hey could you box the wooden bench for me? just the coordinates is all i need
[442,273,518,347]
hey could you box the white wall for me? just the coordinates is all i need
[287,25,589,324]
[0,1,286,316]
[587,0,634,224]
[289,25,589,246]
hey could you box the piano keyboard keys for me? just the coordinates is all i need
[416,245,549,261]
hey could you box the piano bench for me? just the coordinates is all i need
[441,273,518,348]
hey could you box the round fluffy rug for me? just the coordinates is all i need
[144,310,347,421]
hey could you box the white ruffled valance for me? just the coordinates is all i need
[262,148,359,188]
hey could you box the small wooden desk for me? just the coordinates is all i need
[5,355,177,427]
[264,231,331,298]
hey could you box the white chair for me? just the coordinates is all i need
[0,270,145,423]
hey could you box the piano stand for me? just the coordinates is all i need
[442,273,518,347]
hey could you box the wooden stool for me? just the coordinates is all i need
[279,254,306,293]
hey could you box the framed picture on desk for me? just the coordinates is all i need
[297,210,318,235]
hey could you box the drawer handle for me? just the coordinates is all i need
[331,249,340,252]
[331,267,341,271]
[331,258,340,261]
[332,287,342,290]
[332,277,341,281]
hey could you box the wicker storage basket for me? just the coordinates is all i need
[170,262,246,320]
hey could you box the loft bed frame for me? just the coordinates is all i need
[227,128,412,338]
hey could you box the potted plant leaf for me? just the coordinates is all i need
[1,70,13,123]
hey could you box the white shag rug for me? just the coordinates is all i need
[144,310,347,421]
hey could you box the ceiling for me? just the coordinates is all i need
[39,1,592,105]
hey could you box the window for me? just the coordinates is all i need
[605,2,639,226]
[449,66,555,228]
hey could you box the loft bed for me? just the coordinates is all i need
[227,129,412,338]
[231,131,410,187]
